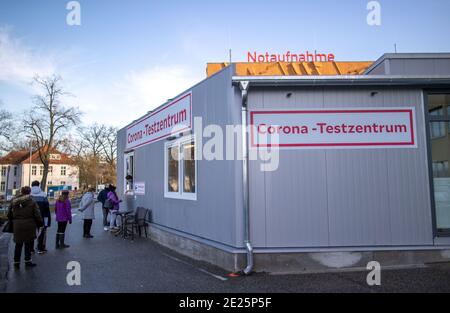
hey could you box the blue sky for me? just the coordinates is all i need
[1,0,450,127]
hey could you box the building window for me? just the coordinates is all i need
[13,181,17,189]
[164,136,197,200]
[39,165,44,175]
[124,152,134,193]
[1,166,6,176]
[433,161,449,178]
[0,182,5,192]
[32,166,37,176]
[428,93,450,234]
[61,181,66,186]
[49,154,61,160]
[13,166,17,176]
[61,166,66,176]
[49,166,53,175]
[430,108,445,138]
[48,181,52,186]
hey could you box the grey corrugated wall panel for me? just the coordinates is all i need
[383,89,433,245]
[117,66,244,248]
[389,59,450,76]
[248,87,434,248]
[248,88,330,247]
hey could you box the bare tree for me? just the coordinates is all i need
[78,124,108,188]
[24,75,81,190]
[0,101,14,154]
[101,126,118,167]
[79,124,107,160]
[100,126,118,186]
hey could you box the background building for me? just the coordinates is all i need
[0,148,79,198]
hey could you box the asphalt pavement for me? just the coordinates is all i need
[3,202,450,293]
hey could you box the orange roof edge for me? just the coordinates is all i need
[206,61,374,77]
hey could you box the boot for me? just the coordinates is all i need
[55,234,61,249]
[60,234,70,249]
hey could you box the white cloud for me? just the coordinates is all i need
[0,27,55,83]
[0,27,203,129]
[105,65,201,126]
[121,65,200,109]
[78,65,201,128]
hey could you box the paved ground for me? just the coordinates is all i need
[0,232,10,293]
[2,203,450,293]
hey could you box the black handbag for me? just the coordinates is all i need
[2,219,13,233]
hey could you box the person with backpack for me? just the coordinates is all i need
[97,185,111,231]
[78,187,96,238]
[30,180,51,254]
[106,185,121,232]
[8,186,43,268]
[55,190,72,249]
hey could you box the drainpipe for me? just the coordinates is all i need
[239,80,253,275]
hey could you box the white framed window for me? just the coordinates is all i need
[13,167,17,176]
[49,154,61,160]
[49,166,53,175]
[61,166,66,176]
[124,152,135,193]
[0,182,5,192]
[164,135,197,201]
[32,165,37,176]
[39,165,44,175]
[48,181,52,186]
[1,166,6,176]
[61,181,66,186]
[13,181,17,189]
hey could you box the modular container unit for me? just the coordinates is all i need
[117,53,450,273]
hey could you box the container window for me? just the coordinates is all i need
[183,141,195,193]
[124,152,134,193]
[165,136,196,200]
[167,146,179,192]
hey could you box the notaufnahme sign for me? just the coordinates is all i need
[250,108,417,149]
[126,92,192,150]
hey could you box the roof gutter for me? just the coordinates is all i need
[232,75,450,87]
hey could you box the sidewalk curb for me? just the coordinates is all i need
[0,233,11,292]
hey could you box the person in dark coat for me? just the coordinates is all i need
[8,186,43,269]
[97,185,111,231]
[31,180,51,254]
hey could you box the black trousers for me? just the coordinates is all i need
[83,219,93,236]
[102,207,109,226]
[14,241,33,263]
[57,221,68,234]
[37,226,48,251]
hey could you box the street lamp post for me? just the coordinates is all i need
[28,139,32,186]
[5,165,10,200]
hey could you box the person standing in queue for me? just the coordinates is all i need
[79,187,96,238]
[8,186,43,268]
[30,180,51,254]
[107,185,121,232]
[97,184,111,231]
[55,190,72,249]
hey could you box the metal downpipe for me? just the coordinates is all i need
[239,81,253,275]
